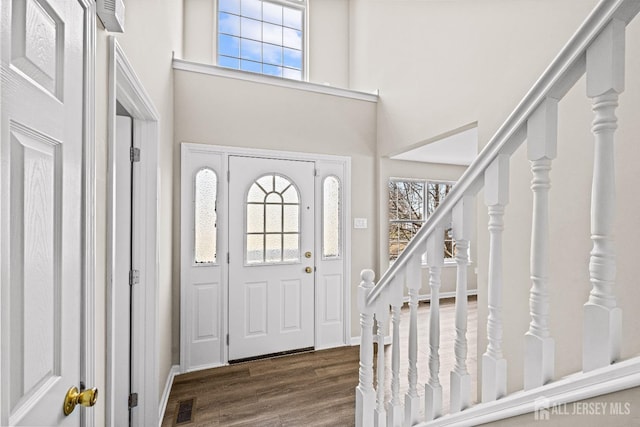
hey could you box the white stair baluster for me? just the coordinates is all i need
[425,224,445,421]
[450,196,474,412]
[524,98,558,390]
[356,269,376,427]
[375,294,390,427]
[482,154,509,402]
[404,253,422,426]
[583,19,624,373]
[388,273,405,427]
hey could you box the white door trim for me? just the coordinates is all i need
[180,143,351,370]
[80,2,96,426]
[107,37,159,427]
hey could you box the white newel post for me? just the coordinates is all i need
[524,98,558,390]
[388,273,405,427]
[404,253,422,427]
[375,293,390,427]
[356,269,376,427]
[425,224,445,421]
[450,196,474,412]
[482,154,509,403]
[583,19,624,372]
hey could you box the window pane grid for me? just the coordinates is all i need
[217,0,304,80]
[246,173,301,264]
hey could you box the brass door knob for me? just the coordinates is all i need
[63,386,98,416]
[305,267,313,274]
[305,251,312,258]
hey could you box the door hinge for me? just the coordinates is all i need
[226,334,229,345]
[129,269,140,286]
[227,252,230,264]
[130,147,141,163]
[314,168,318,177]
[227,170,230,182]
[128,392,138,408]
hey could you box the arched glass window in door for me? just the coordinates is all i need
[322,176,341,259]
[246,174,300,264]
[194,168,218,263]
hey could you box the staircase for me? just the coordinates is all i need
[355,1,640,425]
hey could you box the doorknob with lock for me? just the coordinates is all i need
[63,386,98,416]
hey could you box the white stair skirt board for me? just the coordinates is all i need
[417,356,640,427]
[403,289,478,305]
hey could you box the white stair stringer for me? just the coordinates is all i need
[418,356,640,427]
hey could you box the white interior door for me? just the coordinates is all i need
[228,156,315,361]
[1,0,87,425]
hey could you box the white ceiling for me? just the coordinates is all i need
[390,125,478,166]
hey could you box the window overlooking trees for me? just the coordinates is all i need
[217,0,305,80]
[388,179,454,262]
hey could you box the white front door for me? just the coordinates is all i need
[1,0,87,425]
[228,156,315,361]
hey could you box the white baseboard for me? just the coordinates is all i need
[158,364,180,426]
[351,334,393,346]
[351,290,477,346]
[403,289,477,304]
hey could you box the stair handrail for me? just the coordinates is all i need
[366,0,640,306]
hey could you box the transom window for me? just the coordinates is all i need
[388,179,454,262]
[217,0,305,80]
[246,174,300,264]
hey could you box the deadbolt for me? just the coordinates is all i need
[305,266,313,274]
[305,251,312,258]
[63,386,98,416]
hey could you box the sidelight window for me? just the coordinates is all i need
[195,168,218,264]
[322,176,341,259]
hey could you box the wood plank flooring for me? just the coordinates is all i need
[162,297,477,426]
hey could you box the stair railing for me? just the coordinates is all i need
[356,1,640,426]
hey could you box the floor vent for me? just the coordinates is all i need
[175,398,195,425]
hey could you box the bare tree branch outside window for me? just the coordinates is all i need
[388,179,454,261]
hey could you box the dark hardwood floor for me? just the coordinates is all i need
[162,297,477,426]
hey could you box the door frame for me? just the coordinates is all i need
[106,37,159,427]
[80,2,96,426]
[180,143,351,370]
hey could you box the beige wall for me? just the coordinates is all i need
[348,0,600,157]
[94,0,183,423]
[173,70,378,342]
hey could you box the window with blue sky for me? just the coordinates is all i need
[217,0,304,80]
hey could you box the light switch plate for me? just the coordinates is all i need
[353,218,368,229]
